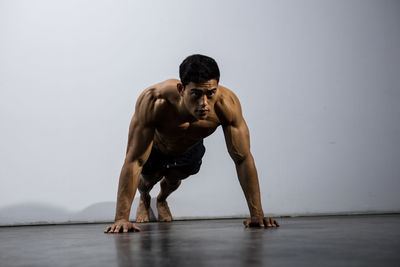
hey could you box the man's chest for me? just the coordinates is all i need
[157,116,220,140]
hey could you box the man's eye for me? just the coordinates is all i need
[192,92,201,97]
[206,91,215,97]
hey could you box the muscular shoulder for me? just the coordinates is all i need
[134,79,179,125]
[215,85,243,126]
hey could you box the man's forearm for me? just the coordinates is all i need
[114,161,142,221]
[235,155,264,218]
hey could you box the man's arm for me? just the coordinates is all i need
[221,92,279,228]
[105,89,161,233]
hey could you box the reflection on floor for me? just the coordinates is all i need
[0,215,399,267]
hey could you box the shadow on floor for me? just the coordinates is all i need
[0,197,158,226]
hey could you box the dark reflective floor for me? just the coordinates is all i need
[0,215,399,267]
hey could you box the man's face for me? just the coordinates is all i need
[180,79,218,120]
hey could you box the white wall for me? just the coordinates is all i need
[1,0,399,225]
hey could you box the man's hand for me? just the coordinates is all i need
[243,217,280,228]
[104,220,141,233]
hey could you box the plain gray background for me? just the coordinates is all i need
[0,0,399,225]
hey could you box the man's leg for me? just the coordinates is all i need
[157,169,189,222]
[136,173,162,223]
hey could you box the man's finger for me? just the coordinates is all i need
[247,219,264,227]
[110,225,116,233]
[262,217,271,227]
[243,219,250,227]
[263,217,280,228]
[122,224,128,233]
[132,224,141,232]
[266,217,273,227]
[114,225,121,233]
[249,217,264,227]
[104,226,111,233]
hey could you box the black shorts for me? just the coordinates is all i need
[141,139,206,180]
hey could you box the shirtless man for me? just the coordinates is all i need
[104,54,279,233]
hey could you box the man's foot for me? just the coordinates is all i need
[157,199,172,222]
[136,194,151,223]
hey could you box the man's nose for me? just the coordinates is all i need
[199,95,208,107]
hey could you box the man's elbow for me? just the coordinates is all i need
[230,152,251,166]
[123,155,147,168]
[124,146,150,167]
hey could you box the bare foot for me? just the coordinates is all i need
[136,194,151,223]
[157,199,172,222]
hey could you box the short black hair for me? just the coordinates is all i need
[179,54,220,87]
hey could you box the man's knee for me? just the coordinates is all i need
[139,173,162,192]
[164,178,182,188]
[164,169,190,184]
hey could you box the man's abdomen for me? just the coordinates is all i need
[142,139,206,178]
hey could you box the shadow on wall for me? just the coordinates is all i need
[0,198,158,226]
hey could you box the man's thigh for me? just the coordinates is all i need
[141,172,163,185]
[164,169,190,184]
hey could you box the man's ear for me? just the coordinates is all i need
[177,83,185,95]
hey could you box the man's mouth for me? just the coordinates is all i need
[196,109,209,116]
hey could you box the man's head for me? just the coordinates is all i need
[178,54,220,120]
[179,54,220,87]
